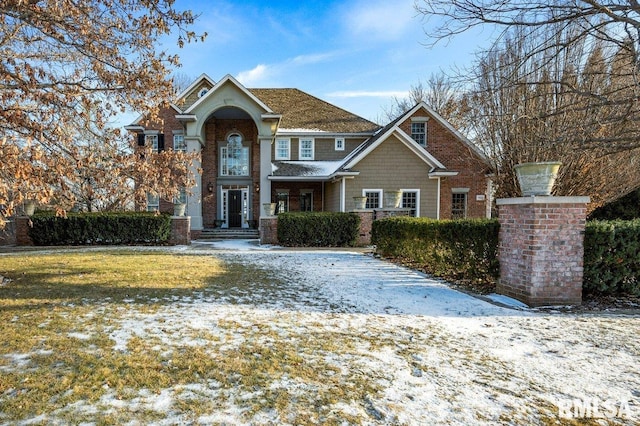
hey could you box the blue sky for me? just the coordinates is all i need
[157,0,492,124]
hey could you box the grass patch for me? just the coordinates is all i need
[0,250,385,424]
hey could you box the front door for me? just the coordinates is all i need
[228,190,242,228]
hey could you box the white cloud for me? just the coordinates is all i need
[343,0,416,41]
[236,64,270,86]
[327,90,408,98]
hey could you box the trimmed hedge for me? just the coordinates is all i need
[584,220,640,295]
[372,217,500,284]
[277,212,360,247]
[28,212,172,245]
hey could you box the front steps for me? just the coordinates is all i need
[197,228,259,240]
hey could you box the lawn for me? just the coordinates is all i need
[0,246,638,425]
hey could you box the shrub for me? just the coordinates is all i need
[28,212,172,245]
[372,217,500,285]
[584,220,640,295]
[277,212,360,247]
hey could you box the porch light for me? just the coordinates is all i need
[207,182,214,193]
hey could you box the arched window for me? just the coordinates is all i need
[220,133,249,176]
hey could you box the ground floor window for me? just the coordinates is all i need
[276,191,289,213]
[300,190,313,211]
[146,193,159,212]
[401,190,419,217]
[363,189,382,209]
[174,188,187,204]
[452,192,468,219]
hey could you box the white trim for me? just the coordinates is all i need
[299,137,315,160]
[340,178,346,212]
[275,138,291,160]
[174,73,216,102]
[436,177,441,219]
[496,196,591,205]
[410,116,430,123]
[452,187,470,194]
[184,74,274,115]
[335,137,345,151]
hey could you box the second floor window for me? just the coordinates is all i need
[145,134,159,151]
[299,138,314,160]
[221,134,249,176]
[275,139,290,160]
[411,122,426,147]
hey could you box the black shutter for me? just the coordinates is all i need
[137,133,145,147]
[158,134,165,152]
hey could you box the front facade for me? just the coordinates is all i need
[127,74,493,236]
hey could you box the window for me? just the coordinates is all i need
[411,122,426,147]
[300,190,313,211]
[276,191,289,213]
[174,188,187,204]
[145,134,159,151]
[402,190,419,217]
[364,190,382,209]
[335,138,345,151]
[198,88,208,97]
[146,193,159,212]
[452,192,468,219]
[173,134,186,152]
[221,134,249,176]
[275,138,290,160]
[299,138,314,160]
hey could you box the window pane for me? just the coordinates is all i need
[365,191,380,209]
[277,192,289,213]
[300,139,314,159]
[276,139,289,160]
[173,134,186,152]
[221,146,249,176]
[452,193,467,219]
[402,191,418,217]
[411,123,426,147]
[300,192,312,211]
[145,134,158,151]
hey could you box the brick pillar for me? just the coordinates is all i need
[260,217,278,245]
[15,216,33,246]
[169,216,191,245]
[496,196,589,307]
[351,210,374,246]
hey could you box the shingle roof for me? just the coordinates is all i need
[249,88,380,134]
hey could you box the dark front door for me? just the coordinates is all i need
[228,190,242,228]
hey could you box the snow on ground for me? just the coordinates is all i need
[5,240,640,424]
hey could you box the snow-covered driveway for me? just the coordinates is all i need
[110,239,637,425]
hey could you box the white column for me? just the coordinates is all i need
[185,137,203,230]
[259,138,272,207]
[340,177,346,212]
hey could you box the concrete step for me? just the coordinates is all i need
[198,228,259,240]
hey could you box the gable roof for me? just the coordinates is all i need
[249,88,380,134]
[183,74,275,115]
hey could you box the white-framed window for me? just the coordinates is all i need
[173,133,186,152]
[221,134,249,176]
[198,88,208,98]
[363,189,383,209]
[276,190,289,213]
[145,134,159,151]
[335,138,345,151]
[452,188,469,219]
[300,190,313,211]
[401,190,420,217]
[146,192,159,212]
[299,138,314,160]
[411,122,426,147]
[275,138,290,160]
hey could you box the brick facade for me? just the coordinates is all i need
[398,111,490,219]
[169,216,191,245]
[496,196,589,306]
[259,217,278,245]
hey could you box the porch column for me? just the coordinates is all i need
[185,136,203,230]
[259,138,272,208]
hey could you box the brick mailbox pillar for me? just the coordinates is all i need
[169,216,191,245]
[259,217,278,245]
[496,196,589,307]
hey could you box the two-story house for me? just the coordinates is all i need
[126,74,493,238]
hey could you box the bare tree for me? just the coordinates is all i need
[0,0,205,226]
[416,1,640,209]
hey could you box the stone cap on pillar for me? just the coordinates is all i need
[496,196,590,206]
